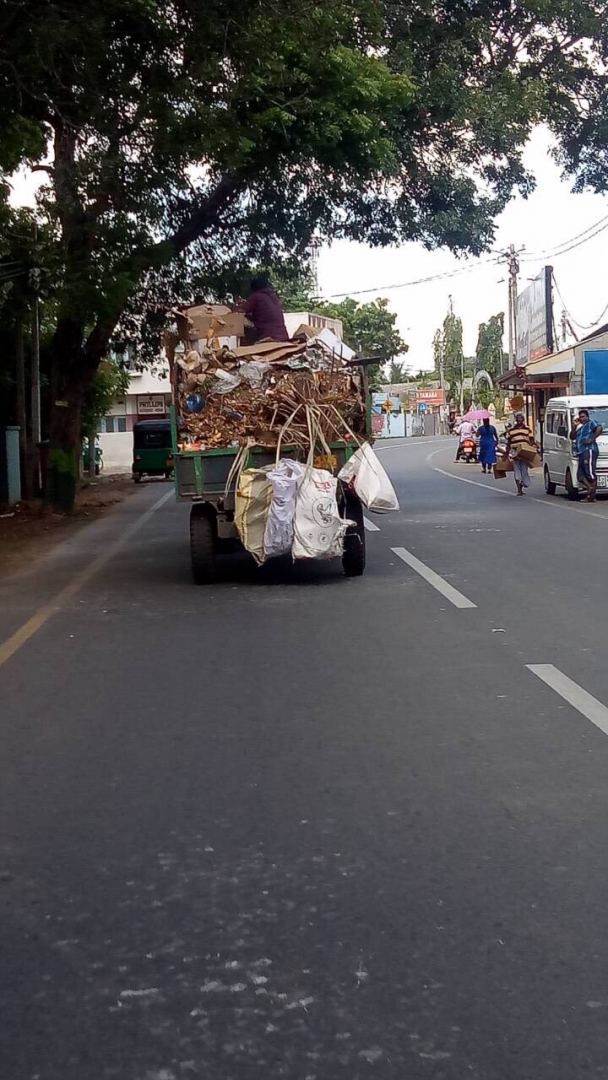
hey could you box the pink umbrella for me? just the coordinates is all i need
[462,409,491,421]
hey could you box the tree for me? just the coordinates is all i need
[476,314,508,379]
[2,0,608,508]
[318,296,408,389]
[385,360,410,385]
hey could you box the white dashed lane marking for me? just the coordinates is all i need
[391,546,477,610]
[527,664,608,738]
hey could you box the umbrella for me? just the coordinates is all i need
[462,409,491,421]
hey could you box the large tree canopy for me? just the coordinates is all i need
[1,0,607,506]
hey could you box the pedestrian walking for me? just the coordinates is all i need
[570,408,603,502]
[477,417,498,474]
[506,412,536,496]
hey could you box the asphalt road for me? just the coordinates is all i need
[3,437,608,1080]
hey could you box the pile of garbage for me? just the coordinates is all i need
[172,336,367,452]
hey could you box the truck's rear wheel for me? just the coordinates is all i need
[190,506,217,584]
[544,467,556,496]
[342,492,366,577]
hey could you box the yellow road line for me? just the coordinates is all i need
[0,489,174,669]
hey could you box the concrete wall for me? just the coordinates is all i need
[98,431,132,471]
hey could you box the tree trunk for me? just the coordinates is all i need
[14,323,29,498]
[88,426,97,480]
[46,394,83,513]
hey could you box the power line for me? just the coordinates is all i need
[520,215,608,263]
[552,273,608,332]
[317,210,608,301]
[318,253,501,300]
[522,212,608,260]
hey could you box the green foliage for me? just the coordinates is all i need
[474,381,495,410]
[434,304,464,399]
[81,359,129,437]
[385,360,411,384]
[319,297,407,360]
[475,314,507,379]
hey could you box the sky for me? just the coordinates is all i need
[316,127,608,372]
[9,126,608,373]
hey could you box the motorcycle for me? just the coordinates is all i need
[460,436,478,463]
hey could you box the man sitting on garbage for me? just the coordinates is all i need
[243,274,290,343]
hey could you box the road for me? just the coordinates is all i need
[3,436,608,1080]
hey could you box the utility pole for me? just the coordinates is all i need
[560,308,578,346]
[506,244,521,370]
[497,245,523,371]
[30,226,41,495]
[15,322,28,495]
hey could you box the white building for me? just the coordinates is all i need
[97,364,171,471]
[283,311,343,339]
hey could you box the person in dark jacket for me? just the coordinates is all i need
[244,275,290,342]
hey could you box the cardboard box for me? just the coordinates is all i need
[174,306,245,341]
[494,457,513,478]
[516,445,538,464]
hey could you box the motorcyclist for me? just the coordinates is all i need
[455,418,477,462]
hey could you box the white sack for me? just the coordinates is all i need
[292,468,350,560]
[338,443,399,513]
[263,459,305,559]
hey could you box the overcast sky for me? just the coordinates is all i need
[9,126,608,373]
[317,127,608,372]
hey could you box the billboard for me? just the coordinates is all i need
[516,266,553,365]
[415,388,445,408]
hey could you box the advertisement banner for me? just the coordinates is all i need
[516,266,553,365]
[415,388,445,408]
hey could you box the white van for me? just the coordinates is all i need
[543,395,608,499]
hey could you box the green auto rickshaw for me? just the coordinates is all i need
[132,419,174,482]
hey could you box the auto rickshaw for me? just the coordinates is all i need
[132,419,174,482]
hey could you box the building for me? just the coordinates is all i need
[97,363,171,471]
[283,311,343,339]
[498,324,608,447]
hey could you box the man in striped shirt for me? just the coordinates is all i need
[506,413,536,496]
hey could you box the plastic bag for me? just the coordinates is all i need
[210,369,241,394]
[235,467,273,565]
[239,360,271,388]
[338,443,399,513]
[264,459,305,559]
[292,468,350,560]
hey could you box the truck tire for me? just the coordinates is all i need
[565,468,579,501]
[342,493,366,577]
[190,506,217,584]
[544,467,556,496]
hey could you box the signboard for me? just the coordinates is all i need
[417,402,428,413]
[372,393,400,415]
[415,388,445,408]
[516,266,553,365]
[138,395,167,416]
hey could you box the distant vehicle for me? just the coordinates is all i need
[543,395,608,499]
[132,419,174,482]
